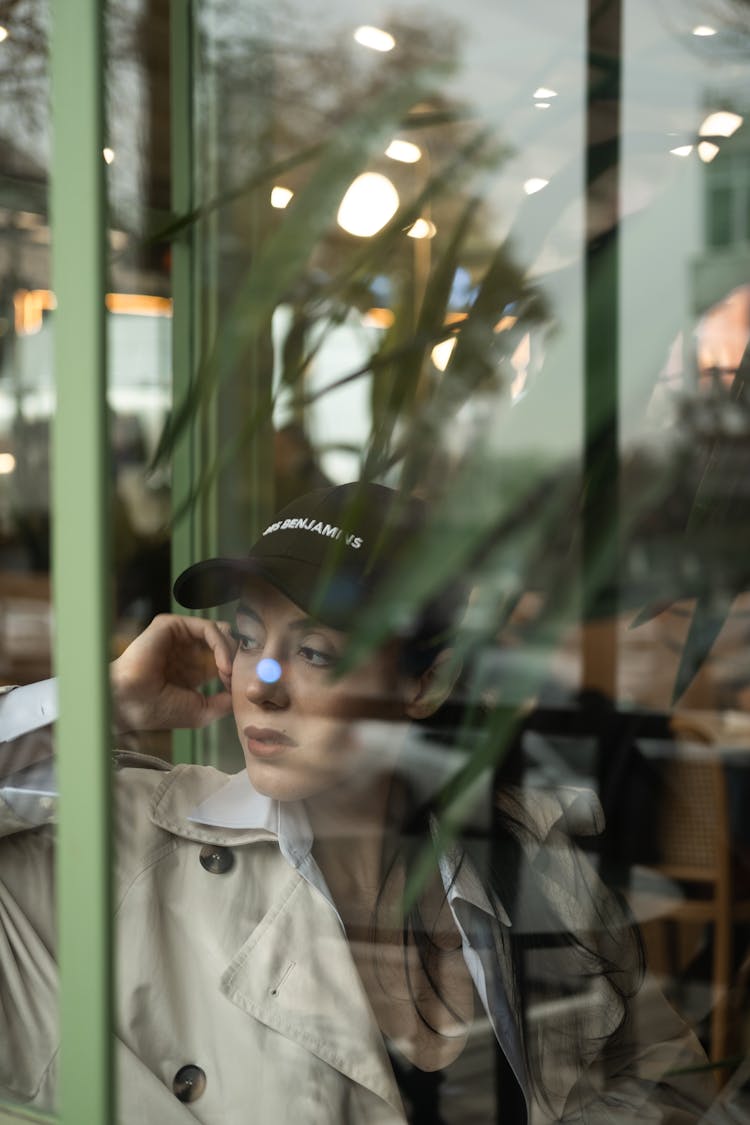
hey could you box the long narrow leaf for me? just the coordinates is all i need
[672,595,733,704]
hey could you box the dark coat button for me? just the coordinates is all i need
[199,844,234,874]
[173,1064,207,1102]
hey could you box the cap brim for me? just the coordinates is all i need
[174,555,312,611]
[173,554,364,629]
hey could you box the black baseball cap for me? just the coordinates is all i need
[173,481,467,649]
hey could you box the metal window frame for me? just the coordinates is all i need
[170,0,203,767]
[51,0,113,1123]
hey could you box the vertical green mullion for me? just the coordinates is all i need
[170,0,198,765]
[582,0,622,694]
[198,33,222,769]
[50,1,113,1124]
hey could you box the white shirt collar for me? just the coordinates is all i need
[188,770,316,866]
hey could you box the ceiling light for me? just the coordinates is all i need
[337,173,399,237]
[524,178,549,195]
[534,102,551,110]
[270,185,293,208]
[533,87,557,98]
[0,26,8,43]
[407,218,436,239]
[670,144,693,157]
[698,141,720,163]
[699,111,743,138]
[353,25,395,52]
[0,453,16,474]
[431,338,456,372]
[385,139,421,163]
[103,147,115,164]
[692,25,716,36]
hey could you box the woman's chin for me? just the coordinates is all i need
[243,757,335,803]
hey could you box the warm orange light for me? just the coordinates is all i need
[105,293,172,317]
[14,289,172,335]
[14,290,57,335]
[361,307,395,329]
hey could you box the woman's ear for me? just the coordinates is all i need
[404,649,461,720]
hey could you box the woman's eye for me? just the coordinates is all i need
[231,628,261,653]
[299,645,335,668]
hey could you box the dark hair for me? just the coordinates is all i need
[373,727,645,1111]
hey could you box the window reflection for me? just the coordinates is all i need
[1,0,750,1117]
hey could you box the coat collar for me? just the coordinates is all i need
[149,765,604,939]
[182,767,511,925]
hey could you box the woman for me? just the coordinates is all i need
[0,482,713,1122]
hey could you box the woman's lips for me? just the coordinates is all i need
[243,726,297,759]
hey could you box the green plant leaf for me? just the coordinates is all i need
[671,594,734,704]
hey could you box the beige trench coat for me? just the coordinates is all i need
[0,749,714,1124]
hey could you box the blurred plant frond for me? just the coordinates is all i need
[625,331,750,700]
[152,68,444,467]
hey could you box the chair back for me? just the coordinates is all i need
[659,717,729,880]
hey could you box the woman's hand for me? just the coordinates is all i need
[110,614,236,733]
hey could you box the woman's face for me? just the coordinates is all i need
[231,578,412,802]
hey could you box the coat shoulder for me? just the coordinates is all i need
[113,756,232,886]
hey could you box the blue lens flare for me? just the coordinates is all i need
[256,657,282,684]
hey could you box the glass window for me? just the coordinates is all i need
[3,0,750,1120]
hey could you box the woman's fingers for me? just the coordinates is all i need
[177,616,236,689]
[112,614,237,732]
[196,689,234,728]
[208,621,237,688]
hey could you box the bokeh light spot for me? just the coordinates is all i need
[257,657,282,684]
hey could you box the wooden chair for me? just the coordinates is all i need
[635,715,750,1070]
